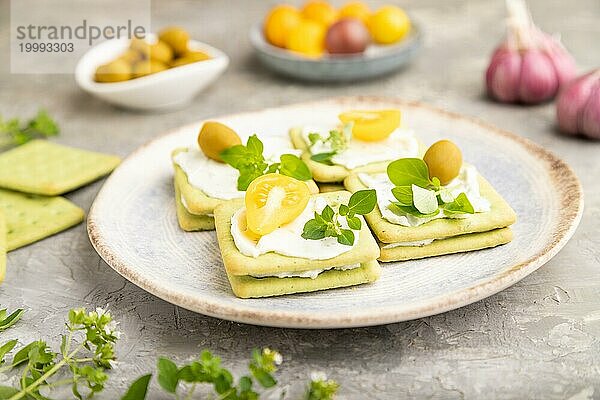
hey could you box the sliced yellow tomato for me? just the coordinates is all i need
[338,109,401,141]
[236,209,261,242]
[245,173,310,235]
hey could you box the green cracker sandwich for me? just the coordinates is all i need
[344,171,516,261]
[0,140,121,196]
[214,191,381,298]
[0,188,85,251]
[172,148,319,231]
[0,211,6,283]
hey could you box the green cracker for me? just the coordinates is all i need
[0,189,85,251]
[0,211,6,283]
[290,127,392,183]
[214,191,380,277]
[172,148,320,216]
[174,180,215,231]
[0,140,121,196]
[226,260,381,298]
[379,227,513,262]
[344,173,517,243]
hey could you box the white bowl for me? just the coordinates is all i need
[75,35,229,111]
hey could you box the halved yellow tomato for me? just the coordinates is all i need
[236,209,261,242]
[245,173,310,235]
[338,109,401,141]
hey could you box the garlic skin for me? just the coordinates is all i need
[485,0,576,104]
[557,70,600,139]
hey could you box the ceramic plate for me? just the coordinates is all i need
[249,23,422,82]
[88,97,583,329]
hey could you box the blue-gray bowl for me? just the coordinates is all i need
[249,22,422,82]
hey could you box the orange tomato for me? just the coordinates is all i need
[338,1,371,24]
[302,0,338,27]
[339,109,401,141]
[368,5,411,44]
[285,19,326,58]
[264,5,302,47]
[245,174,310,235]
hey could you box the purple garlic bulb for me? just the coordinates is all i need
[557,70,600,139]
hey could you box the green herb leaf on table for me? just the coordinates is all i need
[120,374,152,400]
[0,109,59,149]
[0,307,25,331]
[221,135,312,190]
[157,357,179,393]
[302,190,377,246]
[307,372,340,400]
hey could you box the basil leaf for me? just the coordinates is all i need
[310,152,335,165]
[338,204,349,216]
[12,341,40,367]
[438,189,455,204]
[0,340,17,364]
[391,203,438,218]
[157,357,179,393]
[266,163,279,173]
[0,309,24,331]
[411,185,438,215]
[308,132,321,145]
[442,192,475,214]
[337,229,355,246]
[302,220,327,240]
[391,185,413,206]
[321,205,334,222]
[121,374,152,400]
[220,145,251,169]
[279,154,312,181]
[348,189,377,215]
[236,165,265,191]
[246,134,263,156]
[347,216,361,230]
[387,158,431,187]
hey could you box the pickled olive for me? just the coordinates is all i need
[118,49,143,64]
[197,121,242,162]
[368,5,411,45]
[264,5,302,48]
[158,27,190,56]
[325,18,370,54]
[170,51,211,67]
[148,41,174,64]
[131,60,169,78]
[94,59,131,83]
[423,140,463,185]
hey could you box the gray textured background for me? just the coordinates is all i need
[1,0,599,398]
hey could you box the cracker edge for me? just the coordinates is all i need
[227,259,381,298]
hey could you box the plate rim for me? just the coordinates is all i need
[87,96,584,329]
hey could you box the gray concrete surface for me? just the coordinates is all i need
[1,0,599,398]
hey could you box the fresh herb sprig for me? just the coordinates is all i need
[0,110,59,149]
[0,307,25,332]
[0,307,118,400]
[1,307,340,400]
[387,158,474,218]
[123,348,284,400]
[308,124,352,165]
[307,373,339,400]
[220,135,312,190]
[302,190,377,246]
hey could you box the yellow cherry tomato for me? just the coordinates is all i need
[302,0,338,27]
[368,5,411,44]
[338,109,401,142]
[236,209,262,242]
[338,1,371,24]
[264,5,302,48]
[245,173,310,236]
[285,19,326,58]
